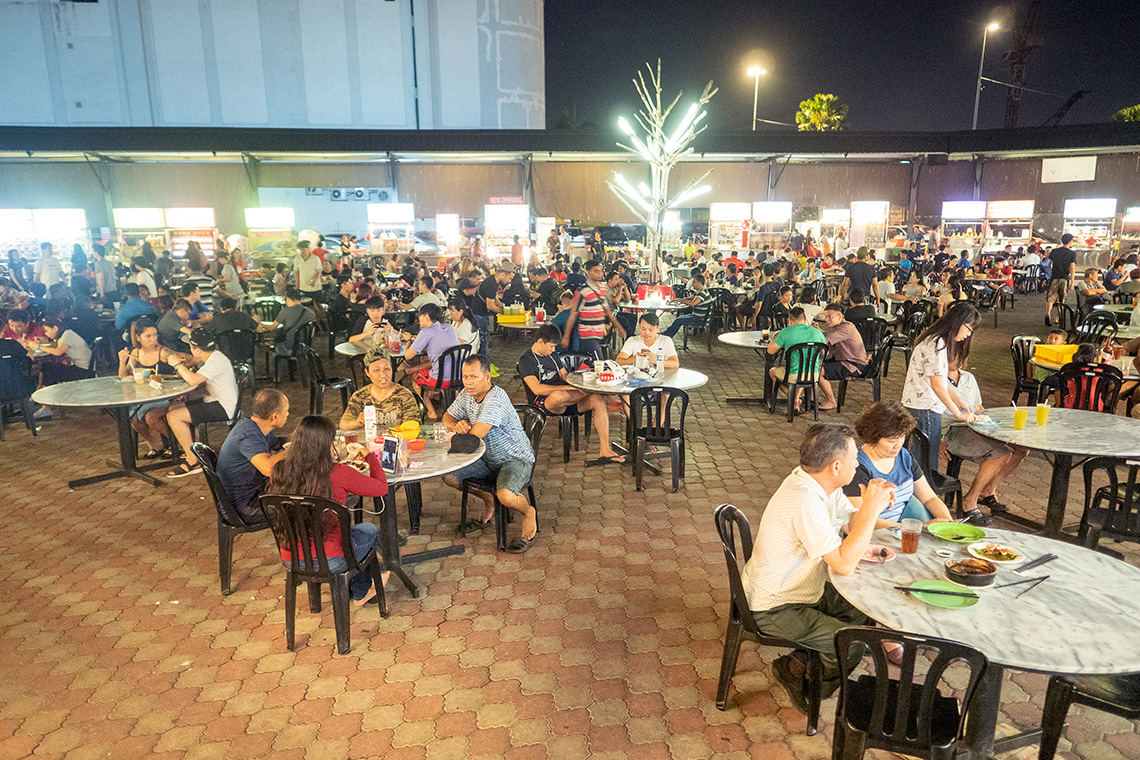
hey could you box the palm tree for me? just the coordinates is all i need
[1112,104,1140,123]
[795,94,849,131]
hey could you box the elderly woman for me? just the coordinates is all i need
[339,346,421,431]
[842,401,954,528]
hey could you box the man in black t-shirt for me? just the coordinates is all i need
[472,265,513,358]
[528,267,561,313]
[1045,233,1077,327]
[843,289,877,322]
[207,296,259,335]
[840,248,879,309]
[517,324,625,463]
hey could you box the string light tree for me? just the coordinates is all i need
[606,60,717,285]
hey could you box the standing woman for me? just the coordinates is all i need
[900,303,979,473]
[266,415,389,605]
[7,249,32,292]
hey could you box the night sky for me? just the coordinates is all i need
[544,0,1140,133]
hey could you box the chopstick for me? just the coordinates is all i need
[995,575,1049,589]
[895,586,980,599]
[1016,576,1049,598]
[1015,553,1057,574]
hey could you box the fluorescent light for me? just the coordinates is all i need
[663,210,682,232]
[367,203,415,224]
[752,201,793,224]
[164,207,216,228]
[437,213,461,244]
[0,209,36,237]
[245,207,295,229]
[113,207,165,229]
[987,22,1000,31]
[820,208,851,224]
[675,185,710,206]
[617,116,635,136]
[32,208,87,232]
[1063,198,1117,219]
[941,201,987,220]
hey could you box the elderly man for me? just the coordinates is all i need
[442,355,538,554]
[817,302,868,411]
[217,389,290,522]
[742,423,893,712]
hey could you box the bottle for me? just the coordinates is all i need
[363,404,377,444]
[656,347,664,376]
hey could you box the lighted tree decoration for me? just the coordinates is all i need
[607,60,717,283]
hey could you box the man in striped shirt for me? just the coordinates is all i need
[662,273,714,338]
[559,259,625,358]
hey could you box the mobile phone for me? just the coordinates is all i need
[379,436,401,473]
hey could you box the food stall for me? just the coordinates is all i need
[939,201,987,261]
[244,207,297,273]
[848,201,890,256]
[1064,198,1118,269]
[367,202,416,259]
[708,202,751,251]
[983,200,1035,254]
[482,201,530,260]
[436,213,462,267]
[1,208,93,268]
[1120,206,1140,250]
[749,201,793,253]
[112,207,167,260]
[661,209,683,253]
[162,207,218,259]
[819,208,850,245]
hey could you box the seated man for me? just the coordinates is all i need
[207,296,259,335]
[260,288,316,357]
[767,307,826,404]
[165,329,241,478]
[606,268,636,337]
[217,389,290,523]
[442,355,539,554]
[114,282,159,331]
[518,324,626,464]
[742,424,893,711]
[817,302,868,411]
[614,312,680,370]
[662,273,714,338]
[349,295,393,344]
[400,303,460,418]
[157,298,193,350]
[181,281,212,326]
[843,288,877,322]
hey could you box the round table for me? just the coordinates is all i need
[1093,303,1134,315]
[967,406,1140,536]
[831,526,1140,759]
[718,331,774,404]
[617,300,688,313]
[1029,355,1139,380]
[564,366,708,395]
[1115,323,1140,340]
[31,376,196,488]
[335,341,369,358]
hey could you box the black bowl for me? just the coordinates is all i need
[944,558,997,587]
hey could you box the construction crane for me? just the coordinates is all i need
[1040,90,1089,127]
[1002,0,1044,128]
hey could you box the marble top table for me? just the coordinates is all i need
[564,367,707,395]
[32,376,195,488]
[335,341,369,358]
[831,526,1140,759]
[1093,303,1134,315]
[616,300,689,313]
[1114,323,1140,340]
[968,406,1140,535]
[718,331,775,403]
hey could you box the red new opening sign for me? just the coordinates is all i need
[488,196,525,205]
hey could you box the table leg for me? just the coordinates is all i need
[1043,453,1073,538]
[959,663,1049,760]
[68,407,167,489]
[725,347,769,403]
[372,491,465,600]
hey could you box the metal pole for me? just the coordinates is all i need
[752,74,760,130]
[972,27,989,130]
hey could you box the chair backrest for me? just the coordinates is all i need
[629,386,689,445]
[813,278,828,302]
[259,494,360,580]
[558,352,595,373]
[852,317,886,353]
[782,342,826,385]
[672,283,689,300]
[0,340,35,402]
[1056,303,1079,336]
[1082,457,1140,542]
[301,345,330,385]
[191,442,259,527]
[1010,335,1039,381]
[713,504,763,638]
[1074,312,1119,347]
[429,343,471,390]
[217,329,257,365]
[834,626,987,754]
[1055,362,1123,412]
[513,403,547,479]
[1025,264,1044,280]
[230,366,250,424]
[906,427,937,481]
[975,287,1000,308]
[861,333,893,378]
[90,335,108,375]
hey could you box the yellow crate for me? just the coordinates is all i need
[1034,344,1078,365]
[497,312,532,324]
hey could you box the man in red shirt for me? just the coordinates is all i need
[724,251,746,271]
[310,236,329,264]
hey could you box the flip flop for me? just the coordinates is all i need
[600,454,626,464]
[505,536,536,554]
[458,519,492,535]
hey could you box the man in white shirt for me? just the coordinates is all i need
[614,312,680,370]
[293,241,323,299]
[165,328,240,478]
[558,225,570,259]
[34,243,64,289]
[742,423,893,712]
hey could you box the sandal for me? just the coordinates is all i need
[458,518,492,535]
[166,461,202,479]
[141,448,163,460]
[505,536,536,554]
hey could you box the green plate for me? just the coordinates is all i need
[926,522,986,543]
[908,580,980,609]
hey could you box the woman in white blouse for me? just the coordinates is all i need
[448,297,481,355]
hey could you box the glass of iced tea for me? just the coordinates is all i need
[900,518,922,554]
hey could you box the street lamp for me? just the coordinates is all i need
[971,22,1000,130]
[748,66,767,130]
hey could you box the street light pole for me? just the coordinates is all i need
[748,66,766,130]
[972,22,999,130]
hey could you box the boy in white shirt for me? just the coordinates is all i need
[614,312,679,370]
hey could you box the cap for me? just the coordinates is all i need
[363,346,391,367]
[497,262,516,274]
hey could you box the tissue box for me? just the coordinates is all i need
[1034,344,1078,365]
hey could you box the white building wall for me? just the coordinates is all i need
[0,0,543,129]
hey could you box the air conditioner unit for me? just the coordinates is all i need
[305,188,324,196]
[329,189,344,201]
[350,188,367,200]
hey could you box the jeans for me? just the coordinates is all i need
[907,406,943,474]
[293,522,379,601]
[473,315,490,358]
[578,338,605,360]
[663,314,701,339]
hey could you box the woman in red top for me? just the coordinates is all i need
[267,415,389,605]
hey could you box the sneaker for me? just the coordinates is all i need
[32,407,53,421]
[960,509,991,527]
[772,655,811,716]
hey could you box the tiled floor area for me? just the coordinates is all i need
[3,292,1139,760]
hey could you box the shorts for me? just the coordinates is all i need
[944,425,1012,462]
[534,393,578,415]
[452,457,534,496]
[186,399,230,424]
[771,367,815,384]
[822,358,861,381]
[1047,278,1068,302]
[415,368,450,388]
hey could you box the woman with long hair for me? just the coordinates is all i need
[448,296,480,355]
[901,303,980,499]
[267,415,388,604]
[937,273,967,317]
[117,318,186,457]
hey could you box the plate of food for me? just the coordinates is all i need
[860,545,896,564]
[926,522,986,543]
[967,542,1024,565]
[971,415,1000,427]
[336,442,370,473]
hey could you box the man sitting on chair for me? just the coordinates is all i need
[518,323,626,464]
[742,423,893,713]
[767,307,826,407]
[399,303,459,419]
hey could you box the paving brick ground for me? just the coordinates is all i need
[1,292,1137,760]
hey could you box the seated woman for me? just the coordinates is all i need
[902,271,928,299]
[117,319,186,458]
[843,401,955,528]
[936,274,967,318]
[268,415,389,605]
[448,297,481,356]
[339,346,421,430]
[614,312,680,369]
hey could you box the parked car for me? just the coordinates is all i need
[590,225,629,247]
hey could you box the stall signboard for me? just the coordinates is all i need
[367,203,415,225]
[245,207,295,230]
[849,201,890,250]
[1,208,92,262]
[1063,198,1118,249]
[986,200,1034,219]
[483,203,530,256]
[820,208,851,225]
[709,203,751,250]
[941,201,987,220]
[661,209,682,250]
[164,207,216,229]
[113,207,166,230]
[1063,198,1117,220]
[488,195,525,205]
[1121,207,1140,247]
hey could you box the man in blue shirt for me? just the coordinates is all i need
[217,389,290,522]
[181,281,212,326]
[564,261,588,292]
[114,282,159,330]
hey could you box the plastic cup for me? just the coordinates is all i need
[900,518,922,555]
[1036,404,1049,425]
[132,368,145,384]
[1013,408,1028,429]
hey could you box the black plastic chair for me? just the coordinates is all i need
[629,387,688,492]
[191,442,270,595]
[1022,264,1045,293]
[216,329,258,389]
[327,305,356,359]
[259,494,388,655]
[836,333,891,413]
[1056,303,1079,340]
[0,339,37,440]
[1009,335,1041,406]
[1073,311,1119,348]
[1039,362,1123,413]
[851,317,887,354]
[768,342,825,422]
[1076,456,1140,552]
[712,504,823,734]
[832,626,988,760]
[906,427,963,515]
[271,321,316,384]
[197,365,249,448]
[420,343,471,414]
[301,346,355,416]
[883,309,926,377]
[518,353,591,463]
[973,286,1001,328]
[1038,673,1140,760]
[459,405,544,551]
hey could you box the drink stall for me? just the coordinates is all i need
[984,200,1035,254]
[1120,206,1140,250]
[163,207,218,259]
[849,201,890,255]
[819,208,851,250]
[367,203,416,259]
[708,202,751,251]
[749,201,794,254]
[482,200,530,260]
[1064,198,1118,269]
[113,207,168,260]
[939,201,987,260]
[245,207,298,269]
[0,208,93,269]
